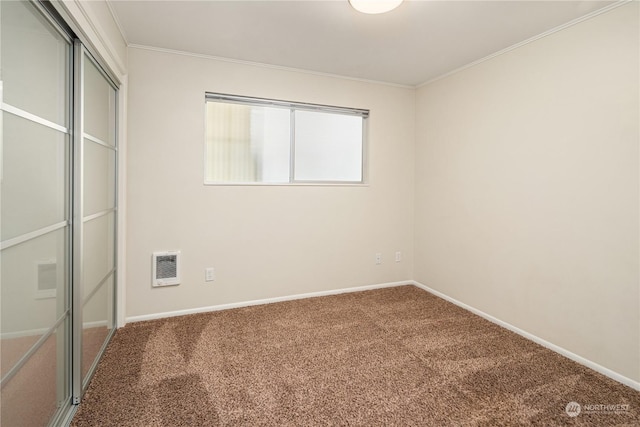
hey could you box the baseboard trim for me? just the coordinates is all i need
[1,327,49,340]
[410,280,640,391]
[83,320,109,329]
[125,280,411,324]
[1,320,109,340]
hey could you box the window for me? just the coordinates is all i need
[205,93,368,184]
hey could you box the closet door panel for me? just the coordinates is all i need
[77,50,118,390]
[0,1,71,425]
[1,112,68,241]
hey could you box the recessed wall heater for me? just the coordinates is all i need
[152,251,181,287]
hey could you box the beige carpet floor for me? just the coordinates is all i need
[71,285,640,426]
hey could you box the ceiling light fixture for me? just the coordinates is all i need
[349,0,404,15]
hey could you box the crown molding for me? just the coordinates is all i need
[417,0,631,88]
[127,44,415,90]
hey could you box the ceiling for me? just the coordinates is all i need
[109,0,615,87]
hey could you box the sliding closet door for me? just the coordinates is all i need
[1,1,119,421]
[0,1,72,425]
[73,46,118,398]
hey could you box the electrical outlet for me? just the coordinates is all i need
[205,268,215,282]
[395,251,402,262]
[375,253,382,265]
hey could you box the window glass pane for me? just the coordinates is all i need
[82,275,113,379]
[83,55,116,146]
[0,0,69,127]
[204,95,367,185]
[83,140,116,215]
[294,111,363,182]
[0,320,68,427]
[205,102,290,183]
[1,113,68,241]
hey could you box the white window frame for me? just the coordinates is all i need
[204,92,369,186]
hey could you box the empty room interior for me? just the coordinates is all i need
[1,0,639,425]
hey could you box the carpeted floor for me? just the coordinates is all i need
[71,285,640,426]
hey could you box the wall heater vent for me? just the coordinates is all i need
[152,251,181,287]
[35,259,57,299]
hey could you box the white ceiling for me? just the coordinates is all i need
[109,0,615,86]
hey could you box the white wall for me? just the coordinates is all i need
[126,47,415,318]
[414,3,639,383]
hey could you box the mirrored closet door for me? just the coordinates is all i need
[73,45,118,398]
[0,1,119,424]
[1,1,72,424]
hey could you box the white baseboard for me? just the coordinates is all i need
[125,280,411,324]
[410,280,640,392]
